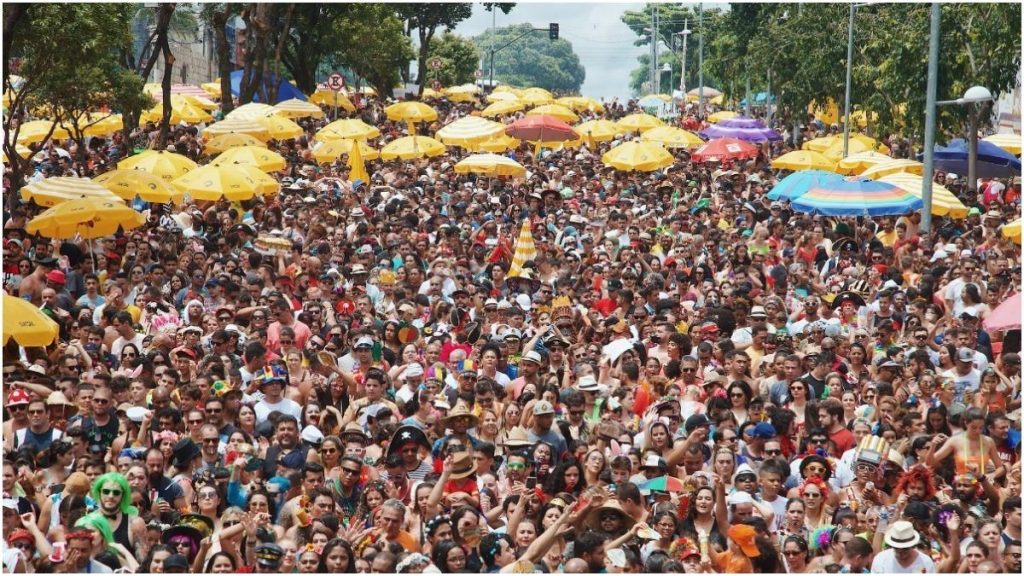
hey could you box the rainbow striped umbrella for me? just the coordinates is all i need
[792,178,922,216]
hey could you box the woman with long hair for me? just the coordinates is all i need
[846,343,870,385]
[541,459,583,498]
[799,477,832,531]
[203,551,236,573]
[581,449,606,488]
[317,538,356,573]
[727,381,753,425]
[643,420,674,458]
[678,484,729,552]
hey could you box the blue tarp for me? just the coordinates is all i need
[229,70,307,104]
[919,138,1021,179]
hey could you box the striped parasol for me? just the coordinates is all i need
[506,217,536,279]
[791,178,923,216]
[436,116,506,148]
[21,176,121,207]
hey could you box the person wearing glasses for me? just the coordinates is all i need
[91,472,149,560]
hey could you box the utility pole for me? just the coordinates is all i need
[698,3,704,117]
[649,5,657,94]
[679,20,690,95]
[921,2,940,233]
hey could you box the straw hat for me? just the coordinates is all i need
[502,426,533,448]
[442,402,479,428]
[448,452,475,479]
[585,499,636,531]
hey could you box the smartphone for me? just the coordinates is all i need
[526,476,537,490]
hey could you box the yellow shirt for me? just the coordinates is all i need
[875,229,898,247]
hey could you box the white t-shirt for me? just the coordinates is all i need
[111,334,145,358]
[941,367,981,405]
[870,548,935,573]
[254,397,302,424]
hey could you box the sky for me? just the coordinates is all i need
[454,3,651,101]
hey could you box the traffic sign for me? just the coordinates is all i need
[432,80,442,90]
[474,69,482,79]
[429,57,443,70]
[327,72,344,91]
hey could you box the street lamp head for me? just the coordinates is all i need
[662,63,672,72]
[961,85,993,104]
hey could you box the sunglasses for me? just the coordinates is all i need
[101,488,123,497]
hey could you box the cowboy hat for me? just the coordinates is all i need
[447,452,475,480]
[585,499,636,531]
[442,403,479,428]
[502,426,533,448]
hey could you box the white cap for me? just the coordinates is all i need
[515,293,531,311]
[930,250,948,263]
[960,249,972,258]
[354,335,374,349]
[404,363,424,378]
[301,424,325,445]
[484,298,499,307]
[522,351,543,365]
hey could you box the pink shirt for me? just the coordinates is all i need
[267,319,312,354]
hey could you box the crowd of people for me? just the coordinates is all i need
[1,85,1021,575]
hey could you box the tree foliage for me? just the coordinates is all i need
[337,5,415,99]
[425,32,481,87]
[473,24,585,92]
[395,4,475,96]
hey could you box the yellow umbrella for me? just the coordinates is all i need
[140,97,214,124]
[575,119,620,142]
[486,91,520,104]
[171,94,218,111]
[982,133,1021,155]
[226,102,278,121]
[616,113,664,133]
[492,85,521,96]
[203,117,272,141]
[481,100,524,118]
[347,134,371,183]
[859,159,924,180]
[641,93,673,103]
[3,294,60,347]
[2,142,33,163]
[455,154,526,178]
[533,137,582,151]
[200,81,222,98]
[273,98,325,119]
[380,136,446,160]
[878,173,968,218]
[257,115,304,140]
[309,89,356,112]
[316,118,380,141]
[1002,218,1021,244]
[641,126,704,149]
[436,116,506,148]
[203,133,267,154]
[471,134,521,153]
[556,96,604,113]
[21,177,121,207]
[93,169,184,204]
[26,196,145,239]
[312,139,381,164]
[806,133,889,154]
[821,137,891,161]
[601,141,673,172]
[118,150,198,181]
[15,120,70,144]
[422,88,445,100]
[61,113,124,138]
[835,151,893,175]
[709,94,725,106]
[708,111,739,124]
[527,104,579,124]
[211,146,287,172]
[771,150,837,172]
[385,101,438,133]
[172,164,279,201]
[519,88,553,108]
[445,84,480,102]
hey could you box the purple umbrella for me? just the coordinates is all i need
[718,117,767,129]
[699,124,782,143]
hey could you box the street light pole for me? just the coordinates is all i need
[698,2,704,117]
[921,2,940,234]
[843,3,856,158]
[653,6,659,94]
[679,21,690,95]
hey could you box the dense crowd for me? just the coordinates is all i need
[1,88,1021,574]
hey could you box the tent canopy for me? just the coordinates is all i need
[229,71,307,104]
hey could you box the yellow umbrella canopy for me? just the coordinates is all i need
[481,100,524,118]
[172,163,279,201]
[641,126,704,149]
[273,98,325,119]
[707,111,739,124]
[859,158,924,180]
[534,137,582,151]
[200,81,222,98]
[878,173,968,218]
[3,294,60,347]
[557,96,605,113]
[385,101,438,125]
[601,141,673,172]
[806,133,890,154]
[256,115,304,140]
[203,118,272,141]
[93,169,184,204]
[527,104,579,124]
[436,116,506,147]
[445,84,480,102]
[616,113,664,133]
[422,88,445,100]
[471,134,521,153]
[26,196,145,239]
[140,97,214,124]
[982,133,1021,155]
[1002,218,1021,244]
[486,91,520,104]
[821,137,891,161]
[2,142,33,163]
[211,146,287,172]
[835,151,893,175]
[312,139,381,164]
[380,136,446,160]
[61,113,123,138]
[118,150,198,181]
[575,119,621,143]
[771,150,837,172]
[203,133,267,154]
[309,89,356,112]
[455,154,526,178]
[519,87,554,107]
[316,118,380,141]
[226,102,278,121]
[492,85,521,95]
[15,120,70,144]
[21,177,121,207]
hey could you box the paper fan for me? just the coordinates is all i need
[397,325,419,344]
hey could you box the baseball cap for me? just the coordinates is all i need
[532,400,555,416]
[752,422,777,439]
[684,413,710,434]
[404,363,424,378]
[354,336,374,349]
[956,348,975,363]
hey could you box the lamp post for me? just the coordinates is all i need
[662,63,672,99]
[676,22,690,95]
[698,2,704,118]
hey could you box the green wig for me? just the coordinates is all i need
[74,512,115,548]
[90,472,138,517]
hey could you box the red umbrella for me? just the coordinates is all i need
[984,292,1020,332]
[505,115,578,143]
[691,137,759,163]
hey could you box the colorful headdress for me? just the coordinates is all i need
[551,296,573,323]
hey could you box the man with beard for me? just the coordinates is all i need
[143,447,186,517]
[91,472,148,559]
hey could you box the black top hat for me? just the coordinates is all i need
[171,438,202,468]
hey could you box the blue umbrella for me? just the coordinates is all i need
[791,178,923,217]
[918,138,1021,178]
[767,170,845,201]
[229,71,308,104]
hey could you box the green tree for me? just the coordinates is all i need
[278,5,355,95]
[3,3,149,192]
[473,24,585,92]
[395,4,474,96]
[337,5,415,98]
[425,32,480,87]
